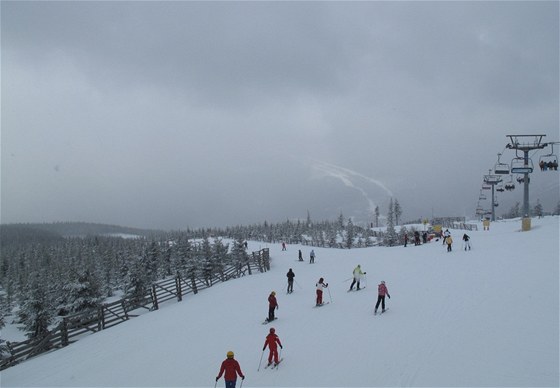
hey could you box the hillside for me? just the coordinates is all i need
[2,217,558,387]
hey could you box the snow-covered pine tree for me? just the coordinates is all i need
[231,236,249,275]
[61,268,103,314]
[345,218,355,249]
[384,198,398,246]
[374,206,380,227]
[17,273,54,339]
[533,200,544,218]
[394,199,402,226]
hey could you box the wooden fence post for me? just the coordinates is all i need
[151,284,159,310]
[61,318,69,347]
[176,275,182,301]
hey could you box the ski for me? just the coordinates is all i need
[272,358,283,369]
[313,302,330,308]
[262,318,277,325]
[374,308,389,316]
[347,287,366,292]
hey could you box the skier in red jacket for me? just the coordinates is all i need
[263,327,283,366]
[216,351,245,388]
[374,280,391,314]
[267,291,278,322]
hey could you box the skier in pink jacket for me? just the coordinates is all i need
[374,281,390,314]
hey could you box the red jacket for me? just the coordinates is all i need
[217,358,244,381]
[263,333,282,351]
[268,294,278,308]
[378,283,390,297]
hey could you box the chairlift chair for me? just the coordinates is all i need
[494,153,510,174]
[504,175,515,191]
[510,156,534,174]
[538,144,558,171]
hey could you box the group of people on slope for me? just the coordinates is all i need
[216,327,283,387]
[443,229,472,252]
[297,248,315,263]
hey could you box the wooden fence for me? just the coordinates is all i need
[0,248,270,370]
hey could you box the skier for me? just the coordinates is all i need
[281,242,286,251]
[446,235,453,252]
[267,291,278,322]
[403,233,408,247]
[298,249,303,261]
[286,269,295,294]
[315,277,328,306]
[349,264,366,291]
[216,351,245,388]
[374,280,390,314]
[443,229,450,245]
[262,327,283,367]
[309,249,315,264]
[462,233,471,251]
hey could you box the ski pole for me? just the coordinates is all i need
[294,279,302,289]
[240,377,244,388]
[342,277,353,283]
[327,286,332,303]
[214,379,217,388]
[257,349,264,371]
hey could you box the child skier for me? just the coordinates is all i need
[267,291,278,322]
[262,327,283,366]
[316,277,328,306]
[349,264,366,291]
[374,280,390,314]
[446,235,453,252]
[216,351,245,388]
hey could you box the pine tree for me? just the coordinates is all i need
[61,268,103,314]
[394,199,402,226]
[17,273,54,339]
[374,206,380,227]
[384,198,398,246]
[533,200,544,218]
[345,218,355,249]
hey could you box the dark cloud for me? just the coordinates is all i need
[1,1,558,229]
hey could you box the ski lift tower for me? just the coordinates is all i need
[483,169,502,221]
[506,134,547,231]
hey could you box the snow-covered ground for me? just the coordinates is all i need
[2,217,558,387]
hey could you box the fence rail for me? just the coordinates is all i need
[0,248,270,370]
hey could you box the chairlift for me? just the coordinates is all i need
[494,153,510,174]
[479,193,487,200]
[538,144,558,171]
[510,156,534,174]
[496,182,505,192]
[504,175,515,191]
[482,184,491,190]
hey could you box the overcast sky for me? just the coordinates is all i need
[2,1,559,230]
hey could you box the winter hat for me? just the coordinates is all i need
[270,327,275,333]
[381,280,385,284]
[271,291,276,295]
[227,351,234,358]
[319,277,324,282]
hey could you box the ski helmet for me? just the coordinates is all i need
[271,291,276,295]
[227,351,234,358]
[319,277,324,282]
[381,280,385,284]
[270,327,275,333]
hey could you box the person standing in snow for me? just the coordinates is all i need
[267,291,278,322]
[446,235,453,252]
[462,234,471,251]
[316,277,328,306]
[349,264,366,291]
[443,229,450,245]
[374,280,390,314]
[286,269,295,294]
[281,242,286,251]
[309,249,316,264]
[262,327,283,366]
[298,249,303,261]
[404,233,408,247]
[216,351,245,388]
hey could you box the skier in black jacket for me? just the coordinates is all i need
[286,269,295,294]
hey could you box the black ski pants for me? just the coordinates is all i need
[375,295,386,311]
